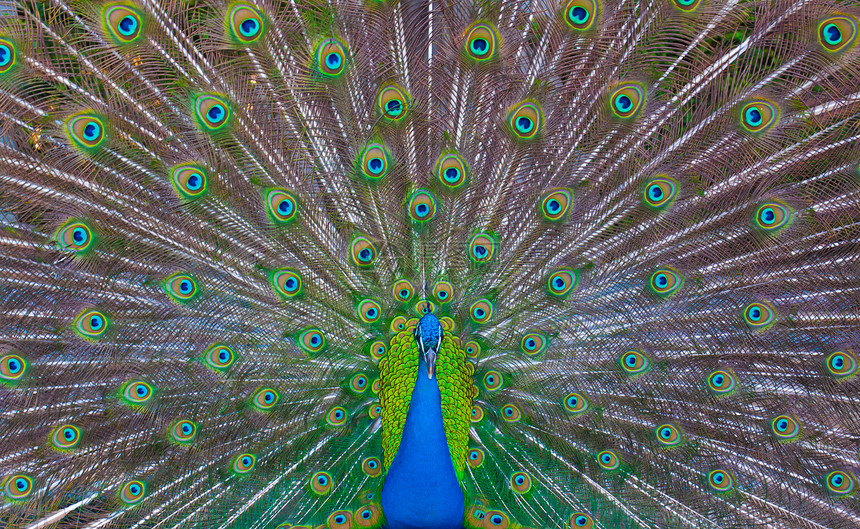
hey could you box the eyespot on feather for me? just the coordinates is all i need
[104,4,143,43]
[437,152,468,188]
[482,370,503,391]
[771,415,801,441]
[171,163,208,199]
[649,268,683,297]
[464,341,481,359]
[467,448,485,468]
[563,0,598,30]
[548,269,578,296]
[51,424,81,450]
[369,340,387,360]
[349,373,369,394]
[326,406,347,426]
[357,299,382,323]
[204,344,235,372]
[67,113,106,150]
[0,354,27,383]
[508,100,542,140]
[464,22,498,61]
[194,94,230,131]
[353,504,382,527]
[164,273,198,303]
[520,332,547,356]
[310,471,333,494]
[510,471,532,493]
[597,450,620,470]
[826,350,858,378]
[119,480,146,504]
[360,143,389,179]
[610,83,645,118]
[0,38,17,74]
[252,388,279,410]
[232,453,256,474]
[169,419,198,444]
[407,189,437,223]
[266,189,298,224]
[378,84,409,121]
[468,233,496,263]
[228,3,265,43]
[825,470,856,496]
[672,0,701,12]
[298,329,326,354]
[570,513,594,528]
[315,38,347,77]
[708,469,735,493]
[351,237,377,266]
[469,299,494,323]
[563,392,589,414]
[3,474,34,500]
[743,301,776,330]
[541,188,572,220]
[121,380,154,406]
[75,310,109,339]
[655,423,683,447]
[620,350,650,375]
[470,404,484,422]
[500,403,521,422]
[740,99,779,133]
[432,281,453,304]
[392,279,415,303]
[272,268,302,298]
[390,315,408,333]
[818,15,858,53]
[643,175,677,209]
[361,456,381,477]
[754,202,791,231]
[706,370,737,395]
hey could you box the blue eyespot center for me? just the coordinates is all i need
[64,428,74,440]
[516,116,533,133]
[832,474,844,486]
[777,419,788,431]
[325,52,341,69]
[180,280,192,293]
[576,516,588,526]
[83,122,100,140]
[367,158,383,174]
[119,15,137,35]
[616,95,632,111]
[474,245,487,257]
[8,359,20,372]
[656,274,667,287]
[73,228,86,243]
[626,355,636,366]
[207,105,224,122]
[187,173,201,189]
[750,308,761,320]
[471,38,488,55]
[15,478,27,490]
[661,428,671,438]
[491,515,503,525]
[824,24,842,44]
[386,100,402,115]
[182,424,191,434]
[570,6,588,23]
[547,199,561,213]
[714,375,723,385]
[745,108,762,126]
[90,315,103,329]
[833,355,844,368]
[359,249,371,260]
[278,200,292,214]
[362,509,372,519]
[240,19,259,36]
[311,335,320,345]
[219,350,229,361]
[335,410,343,419]
[318,475,327,484]
[649,185,662,199]
[416,204,428,216]
[445,167,459,181]
[0,45,9,66]
[130,484,140,494]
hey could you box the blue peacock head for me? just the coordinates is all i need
[414,300,441,379]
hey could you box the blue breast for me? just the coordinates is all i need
[381,354,464,529]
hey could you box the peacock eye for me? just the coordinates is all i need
[229,4,265,43]
[563,0,598,30]
[610,83,645,118]
[508,101,542,140]
[464,22,498,61]
[817,16,858,53]
[378,85,409,121]
[437,152,468,188]
[468,233,496,263]
[740,99,778,133]
[408,190,437,223]
[360,143,389,179]
[195,95,230,131]
[0,39,16,73]
[315,38,347,77]
[620,350,650,375]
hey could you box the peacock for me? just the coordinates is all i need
[1,0,859,527]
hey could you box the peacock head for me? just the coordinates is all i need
[414,301,441,379]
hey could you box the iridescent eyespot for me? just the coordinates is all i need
[508,101,542,140]
[708,469,734,493]
[67,114,106,150]
[655,423,682,447]
[393,279,415,303]
[327,406,347,426]
[464,341,481,359]
[548,269,578,297]
[610,83,645,119]
[164,273,198,303]
[439,317,454,334]
[372,378,380,394]
[310,471,333,495]
[195,94,230,131]
[328,510,352,529]
[370,340,387,360]
[433,281,453,304]
[470,299,494,323]
[353,504,382,527]
[500,403,521,422]
[0,354,26,383]
[229,4,264,43]
[740,99,778,133]
[471,404,484,422]
[649,268,683,297]
[104,4,143,43]
[232,453,256,474]
[437,152,468,189]
[570,513,594,529]
[621,350,650,375]
[563,392,589,414]
[754,202,790,231]
[349,373,369,394]
[119,480,146,504]
[266,189,298,224]
[378,84,409,121]
[57,221,95,254]
[414,300,436,316]
[825,470,856,496]
[75,310,109,339]
[0,38,16,74]
[597,450,620,470]
[170,419,198,443]
[272,268,302,298]
[204,344,235,372]
[484,510,510,528]
[672,0,701,12]
[253,388,279,410]
[351,236,377,266]
[361,456,381,477]
[51,424,81,450]
[299,329,326,354]
[771,415,800,441]
[540,188,572,220]
[468,233,496,263]
[464,22,498,61]
[390,315,408,333]
[510,471,532,494]
[360,143,389,179]
[122,380,154,406]
[818,15,858,53]
[707,370,737,395]
[368,402,381,419]
[520,332,547,356]
[563,0,598,30]
[357,299,382,324]
[743,301,776,330]
[316,38,347,77]
[643,175,677,209]
[483,370,503,391]
[4,474,33,500]
[408,190,437,223]
[171,163,208,199]
[467,448,485,468]
[826,350,858,378]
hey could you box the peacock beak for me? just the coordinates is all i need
[424,350,436,379]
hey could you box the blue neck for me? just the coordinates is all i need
[381,355,464,529]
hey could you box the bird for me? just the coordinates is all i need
[0,0,859,527]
